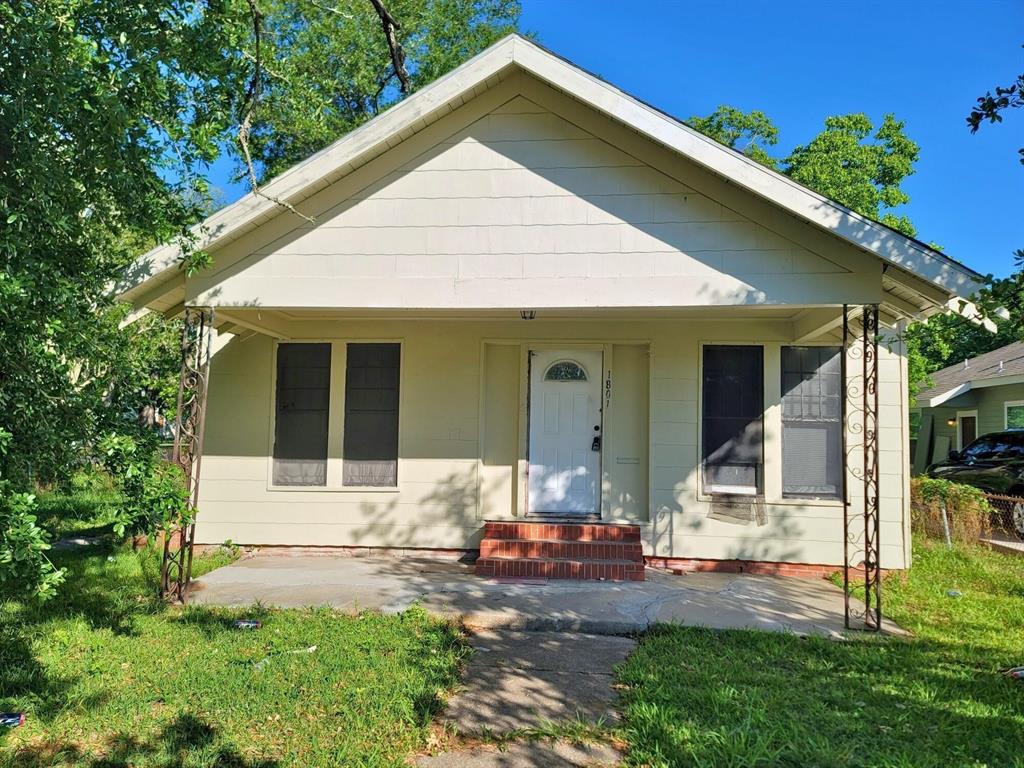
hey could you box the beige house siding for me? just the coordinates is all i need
[195,318,909,569]
[172,67,917,570]
[186,75,882,313]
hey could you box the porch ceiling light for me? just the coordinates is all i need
[520,310,537,320]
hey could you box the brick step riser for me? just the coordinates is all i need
[483,522,641,543]
[479,539,643,562]
[476,557,645,582]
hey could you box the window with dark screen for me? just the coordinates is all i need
[343,343,400,487]
[702,346,763,495]
[781,346,842,499]
[272,343,331,486]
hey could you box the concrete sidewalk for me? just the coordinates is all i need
[189,553,903,637]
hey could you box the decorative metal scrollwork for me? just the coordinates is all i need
[842,304,882,631]
[161,306,214,602]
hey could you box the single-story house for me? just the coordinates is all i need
[119,35,984,580]
[913,341,1024,473]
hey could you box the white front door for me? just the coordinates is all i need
[528,349,603,515]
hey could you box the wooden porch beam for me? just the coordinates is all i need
[790,307,844,343]
[215,309,291,339]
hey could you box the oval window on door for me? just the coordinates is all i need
[544,360,588,382]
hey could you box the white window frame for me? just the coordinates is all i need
[1005,400,1024,430]
[956,410,978,450]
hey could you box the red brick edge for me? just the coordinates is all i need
[645,556,899,579]
[191,544,901,581]
[193,544,476,560]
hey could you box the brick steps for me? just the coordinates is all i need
[482,521,640,542]
[476,521,644,582]
[480,538,642,561]
[475,556,645,582]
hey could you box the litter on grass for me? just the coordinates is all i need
[1,713,25,728]
[233,619,262,630]
[1001,666,1024,680]
[253,645,318,671]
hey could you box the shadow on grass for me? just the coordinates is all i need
[7,713,278,768]
[618,625,1024,767]
[0,545,235,727]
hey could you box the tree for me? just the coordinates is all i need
[0,1,245,484]
[0,0,253,598]
[1,0,520,598]
[967,45,1023,166]
[962,45,1024,348]
[690,107,921,237]
[688,106,779,169]
[784,114,919,238]
[242,0,520,181]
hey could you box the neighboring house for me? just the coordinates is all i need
[119,35,983,578]
[913,341,1024,474]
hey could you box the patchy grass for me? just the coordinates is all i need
[34,470,122,541]
[0,544,467,767]
[617,538,1024,767]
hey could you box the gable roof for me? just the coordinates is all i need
[119,33,985,313]
[917,340,1024,407]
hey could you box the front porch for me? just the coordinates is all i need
[187,551,905,638]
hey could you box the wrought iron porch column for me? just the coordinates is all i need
[842,304,882,631]
[161,306,214,602]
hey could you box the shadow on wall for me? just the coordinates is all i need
[341,464,507,550]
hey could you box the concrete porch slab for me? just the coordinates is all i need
[189,553,904,637]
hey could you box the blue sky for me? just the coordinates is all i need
[209,0,1023,277]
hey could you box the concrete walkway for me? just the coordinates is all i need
[983,536,1024,557]
[413,630,629,767]
[190,553,903,637]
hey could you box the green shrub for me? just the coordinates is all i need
[98,433,190,539]
[0,428,65,602]
[911,476,995,543]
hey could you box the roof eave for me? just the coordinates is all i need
[118,33,986,311]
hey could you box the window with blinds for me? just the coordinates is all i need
[702,345,764,495]
[343,343,400,487]
[781,346,842,499]
[272,343,331,486]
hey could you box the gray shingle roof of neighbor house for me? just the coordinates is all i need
[116,33,987,317]
[916,340,1024,407]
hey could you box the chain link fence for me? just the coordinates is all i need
[911,487,1024,549]
[980,493,1024,545]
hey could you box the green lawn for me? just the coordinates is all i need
[617,539,1024,768]
[0,544,466,767]
[33,471,124,541]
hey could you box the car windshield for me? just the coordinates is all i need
[960,432,1024,461]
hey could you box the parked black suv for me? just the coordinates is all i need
[926,429,1024,534]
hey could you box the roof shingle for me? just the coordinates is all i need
[917,340,1024,403]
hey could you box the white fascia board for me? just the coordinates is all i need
[119,33,985,309]
[947,297,998,332]
[921,383,972,408]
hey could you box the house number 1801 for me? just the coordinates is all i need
[604,370,612,408]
